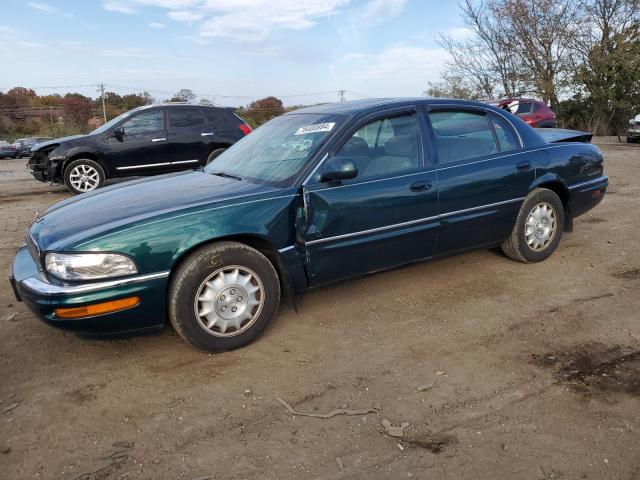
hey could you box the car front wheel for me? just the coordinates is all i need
[63,159,105,194]
[168,241,281,352]
[205,147,227,165]
[501,188,565,263]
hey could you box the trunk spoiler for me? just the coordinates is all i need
[536,128,593,143]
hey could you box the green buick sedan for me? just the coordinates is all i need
[10,99,607,351]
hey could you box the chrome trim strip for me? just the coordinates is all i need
[278,245,296,253]
[201,132,215,136]
[172,159,199,165]
[117,162,170,170]
[307,214,440,245]
[151,137,166,142]
[440,197,525,218]
[306,197,525,246]
[20,271,170,296]
[568,176,608,190]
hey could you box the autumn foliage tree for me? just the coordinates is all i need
[61,93,93,129]
[241,96,285,127]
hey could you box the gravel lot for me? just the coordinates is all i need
[1,139,639,479]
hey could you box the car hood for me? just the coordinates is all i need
[30,171,280,251]
[32,134,93,151]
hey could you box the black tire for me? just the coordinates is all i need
[501,188,565,263]
[63,159,105,195]
[205,147,227,165]
[168,241,281,352]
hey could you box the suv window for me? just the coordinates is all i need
[203,108,238,130]
[122,109,164,135]
[429,110,498,164]
[169,108,205,128]
[490,114,520,152]
[337,113,421,179]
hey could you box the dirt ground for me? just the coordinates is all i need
[1,139,639,480]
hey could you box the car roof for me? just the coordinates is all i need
[132,103,232,112]
[286,98,505,116]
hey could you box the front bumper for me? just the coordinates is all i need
[10,246,169,334]
[627,130,640,140]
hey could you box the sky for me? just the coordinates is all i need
[0,0,472,106]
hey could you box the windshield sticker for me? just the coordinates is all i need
[294,122,335,135]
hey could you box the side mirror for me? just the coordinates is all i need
[113,127,125,140]
[321,156,358,182]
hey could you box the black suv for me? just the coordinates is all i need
[28,103,252,194]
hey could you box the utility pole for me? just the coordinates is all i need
[338,90,346,102]
[98,83,107,123]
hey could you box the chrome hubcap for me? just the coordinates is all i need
[69,164,99,192]
[525,202,556,251]
[194,266,264,337]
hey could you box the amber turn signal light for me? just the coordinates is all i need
[55,297,140,319]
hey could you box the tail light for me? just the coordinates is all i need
[239,123,252,135]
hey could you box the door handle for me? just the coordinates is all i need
[516,160,532,171]
[410,181,432,192]
[151,137,166,142]
[201,132,215,136]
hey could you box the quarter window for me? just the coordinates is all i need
[336,113,421,179]
[490,114,520,152]
[428,110,498,164]
[169,108,205,128]
[122,110,164,135]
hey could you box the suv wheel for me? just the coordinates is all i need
[206,147,227,165]
[168,241,281,352]
[501,188,565,263]
[63,159,105,194]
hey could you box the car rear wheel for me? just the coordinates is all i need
[205,147,227,165]
[501,188,565,263]
[63,159,105,194]
[168,241,281,352]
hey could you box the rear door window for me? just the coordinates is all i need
[168,108,205,128]
[428,110,498,164]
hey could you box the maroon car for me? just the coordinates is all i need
[489,98,557,128]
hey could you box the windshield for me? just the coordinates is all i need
[89,109,137,135]
[205,113,343,187]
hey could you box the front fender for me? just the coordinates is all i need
[71,193,300,275]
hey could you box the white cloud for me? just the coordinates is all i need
[343,42,449,83]
[167,10,203,22]
[360,0,406,21]
[198,0,349,42]
[28,2,73,18]
[443,27,474,41]
[101,0,349,42]
[149,22,166,28]
[102,1,137,14]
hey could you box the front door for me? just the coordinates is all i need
[302,109,439,286]
[106,108,168,174]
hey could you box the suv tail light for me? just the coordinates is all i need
[239,124,252,135]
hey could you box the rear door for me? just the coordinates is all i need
[302,107,439,286]
[166,107,208,169]
[106,108,168,174]
[428,107,536,254]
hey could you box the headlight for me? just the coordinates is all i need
[45,252,138,281]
